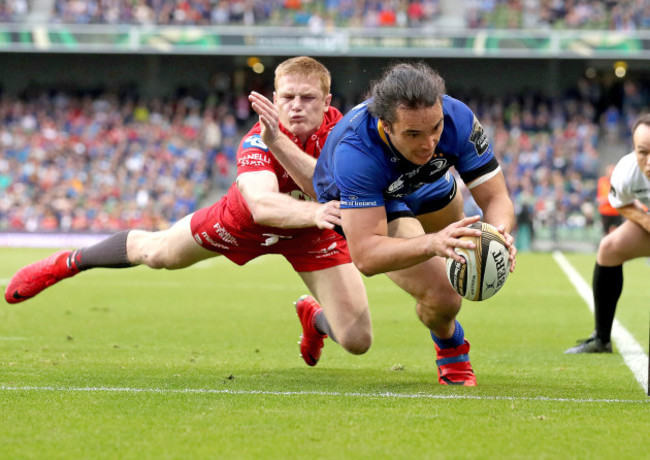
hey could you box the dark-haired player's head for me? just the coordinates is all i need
[369,62,447,166]
[368,62,446,125]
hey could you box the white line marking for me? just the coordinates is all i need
[553,251,649,394]
[0,385,647,404]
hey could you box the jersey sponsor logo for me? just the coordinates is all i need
[469,115,489,156]
[387,177,405,193]
[261,233,292,247]
[242,134,268,150]
[341,198,378,207]
[194,232,230,250]
[308,242,337,254]
[308,242,339,258]
[238,151,272,167]
[428,158,447,174]
[239,134,272,167]
[213,222,239,246]
[385,157,450,199]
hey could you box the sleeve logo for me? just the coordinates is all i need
[243,134,268,150]
[469,116,489,156]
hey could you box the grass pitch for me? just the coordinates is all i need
[1,248,648,459]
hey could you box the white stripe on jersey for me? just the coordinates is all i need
[466,165,501,190]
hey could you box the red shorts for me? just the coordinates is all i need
[190,195,352,272]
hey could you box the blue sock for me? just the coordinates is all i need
[430,321,465,349]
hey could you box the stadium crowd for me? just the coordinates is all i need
[0,89,245,232]
[0,76,645,244]
[466,0,650,30]
[0,0,30,21]
[2,0,647,31]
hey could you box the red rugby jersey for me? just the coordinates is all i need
[224,107,343,234]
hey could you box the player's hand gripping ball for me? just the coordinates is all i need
[446,222,511,301]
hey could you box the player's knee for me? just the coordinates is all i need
[417,287,461,315]
[338,330,372,355]
[144,254,167,269]
[133,234,175,269]
[598,233,614,255]
[597,233,626,265]
[136,248,165,269]
[415,290,462,328]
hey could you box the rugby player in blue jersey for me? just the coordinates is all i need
[312,62,517,386]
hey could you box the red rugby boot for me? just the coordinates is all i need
[434,339,477,386]
[5,250,79,304]
[295,295,326,366]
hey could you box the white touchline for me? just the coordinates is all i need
[0,385,648,404]
[553,251,649,394]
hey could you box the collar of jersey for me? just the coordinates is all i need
[376,119,403,162]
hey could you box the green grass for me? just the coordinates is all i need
[1,248,648,459]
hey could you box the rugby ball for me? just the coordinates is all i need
[446,222,510,301]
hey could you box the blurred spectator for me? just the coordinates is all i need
[596,163,623,235]
[0,0,29,22]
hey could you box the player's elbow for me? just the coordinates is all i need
[349,241,388,276]
[349,246,385,276]
[353,258,381,277]
[248,203,274,227]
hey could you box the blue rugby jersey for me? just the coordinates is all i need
[313,95,500,209]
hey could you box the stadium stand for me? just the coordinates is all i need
[0,79,635,245]
[0,0,30,21]
[36,0,650,30]
[1,1,648,252]
[0,90,249,232]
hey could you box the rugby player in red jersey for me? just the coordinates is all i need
[5,56,372,366]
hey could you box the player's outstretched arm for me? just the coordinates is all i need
[469,171,517,272]
[342,207,481,276]
[249,91,317,198]
[237,170,337,229]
